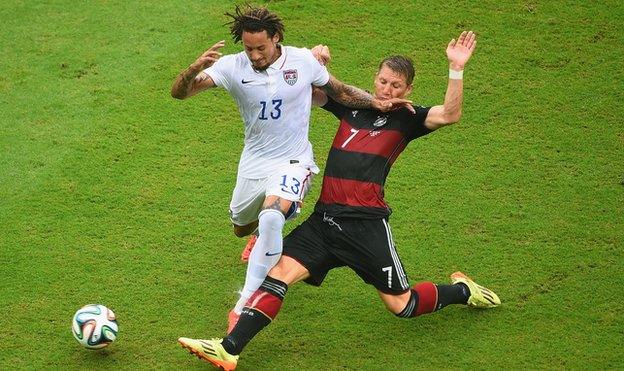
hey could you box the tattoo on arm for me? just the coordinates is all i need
[195,73,208,83]
[171,65,204,99]
[320,76,374,109]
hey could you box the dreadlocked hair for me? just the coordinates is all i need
[225,4,285,43]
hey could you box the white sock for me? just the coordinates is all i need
[234,209,285,314]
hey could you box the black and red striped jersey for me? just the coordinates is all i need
[314,98,432,218]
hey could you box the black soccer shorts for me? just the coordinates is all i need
[282,212,411,295]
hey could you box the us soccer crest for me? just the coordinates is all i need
[283,69,298,86]
[373,115,388,127]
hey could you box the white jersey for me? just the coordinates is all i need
[204,45,330,179]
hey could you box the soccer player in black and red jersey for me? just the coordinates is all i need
[178,31,500,370]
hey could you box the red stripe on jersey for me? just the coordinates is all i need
[332,119,407,158]
[319,176,386,208]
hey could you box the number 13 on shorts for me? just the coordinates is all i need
[266,164,314,203]
[280,175,301,195]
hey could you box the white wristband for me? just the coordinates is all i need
[449,69,463,80]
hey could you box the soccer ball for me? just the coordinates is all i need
[71,304,118,349]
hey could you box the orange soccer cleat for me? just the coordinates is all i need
[240,235,257,262]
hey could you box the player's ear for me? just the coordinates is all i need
[272,33,280,44]
[405,84,413,97]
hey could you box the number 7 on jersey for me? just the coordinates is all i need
[341,128,360,148]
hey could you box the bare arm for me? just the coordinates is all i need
[171,70,216,100]
[425,31,476,130]
[310,44,412,111]
[424,78,463,130]
[319,75,413,112]
[310,44,330,106]
[311,44,413,112]
[318,75,373,108]
[310,44,331,66]
[312,86,328,107]
[310,45,377,108]
[171,40,225,100]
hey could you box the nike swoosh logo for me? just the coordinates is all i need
[241,79,254,84]
[265,251,280,256]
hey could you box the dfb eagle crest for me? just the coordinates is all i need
[373,115,388,127]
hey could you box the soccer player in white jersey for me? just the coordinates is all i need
[171,5,410,336]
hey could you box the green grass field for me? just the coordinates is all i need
[1,0,622,369]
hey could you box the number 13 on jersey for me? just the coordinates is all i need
[259,99,283,120]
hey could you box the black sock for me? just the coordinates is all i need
[222,308,271,355]
[222,276,288,355]
[436,283,470,310]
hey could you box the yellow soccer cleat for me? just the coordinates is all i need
[450,271,501,308]
[178,337,238,370]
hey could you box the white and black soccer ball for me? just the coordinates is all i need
[71,304,118,349]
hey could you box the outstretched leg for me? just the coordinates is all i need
[179,256,310,368]
[379,272,500,318]
[225,256,310,353]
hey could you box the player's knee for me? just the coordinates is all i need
[268,264,285,281]
[258,209,286,233]
[232,220,258,238]
[385,299,407,315]
[379,291,413,316]
[268,256,308,285]
[233,225,251,238]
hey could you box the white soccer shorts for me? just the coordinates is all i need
[229,163,316,227]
